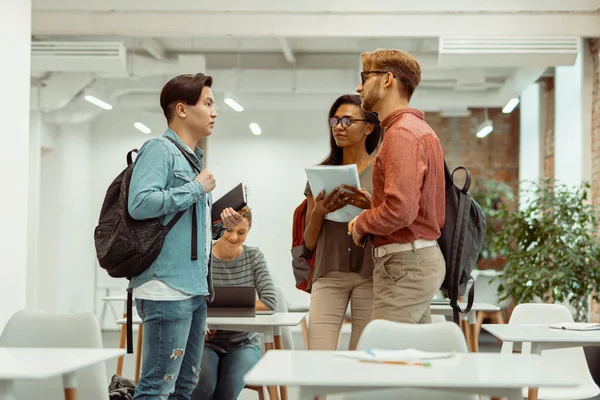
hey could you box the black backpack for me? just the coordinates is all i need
[94,136,201,352]
[437,161,486,324]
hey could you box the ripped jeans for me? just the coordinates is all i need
[133,297,207,400]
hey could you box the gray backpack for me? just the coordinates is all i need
[94,137,201,352]
[437,161,487,323]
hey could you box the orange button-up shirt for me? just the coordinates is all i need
[355,108,445,247]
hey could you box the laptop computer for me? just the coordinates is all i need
[208,285,256,317]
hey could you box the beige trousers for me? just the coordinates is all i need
[371,244,445,323]
[308,271,373,350]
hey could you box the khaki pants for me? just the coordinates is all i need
[308,271,373,350]
[371,244,445,323]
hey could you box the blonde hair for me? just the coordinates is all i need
[361,49,422,100]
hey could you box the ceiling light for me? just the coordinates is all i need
[502,98,520,114]
[84,95,113,110]
[476,119,494,138]
[249,123,262,136]
[134,122,151,134]
[224,98,244,112]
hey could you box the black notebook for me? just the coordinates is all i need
[211,183,248,225]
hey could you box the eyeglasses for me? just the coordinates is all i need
[360,70,394,85]
[329,117,368,129]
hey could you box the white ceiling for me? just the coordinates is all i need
[29,0,600,124]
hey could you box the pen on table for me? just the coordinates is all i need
[359,360,432,367]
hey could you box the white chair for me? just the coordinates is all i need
[332,320,477,400]
[0,310,109,400]
[473,271,511,340]
[275,285,295,351]
[501,303,600,399]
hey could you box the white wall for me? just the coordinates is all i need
[518,83,541,208]
[38,121,95,314]
[554,39,594,187]
[0,0,31,331]
[85,108,330,320]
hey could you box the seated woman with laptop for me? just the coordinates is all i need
[192,207,277,400]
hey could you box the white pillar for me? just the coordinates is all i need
[27,112,43,309]
[0,0,31,330]
[554,39,594,187]
[56,123,94,314]
[519,82,542,208]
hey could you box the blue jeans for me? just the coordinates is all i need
[133,297,207,400]
[191,345,261,400]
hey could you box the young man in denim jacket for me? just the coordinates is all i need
[128,73,242,399]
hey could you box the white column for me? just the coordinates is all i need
[519,83,542,208]
[27,112,43,309]
[554,39,594,187]
[56,123,94,314]
[0,0,31,330]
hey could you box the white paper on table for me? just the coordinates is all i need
[550,323,600,331]
[335,348,455,362]
[305,164,362,223]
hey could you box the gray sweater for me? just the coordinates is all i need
[205,245,277,352]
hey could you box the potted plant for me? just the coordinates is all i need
[492,179,600,322]
[469,178,515,270]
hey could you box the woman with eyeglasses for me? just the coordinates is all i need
[303,94,382,350]
[191,207,277,400]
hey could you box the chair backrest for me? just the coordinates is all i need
[274,285,295,350]
[473,272,511,308]
[500,303,599,397]
[0,310,108,400]
[357,320,469,353]
[355,321,476,400]
[501,302,574,354]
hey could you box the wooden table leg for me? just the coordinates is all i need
[135,324,143,383]
[470,323,479,352]
[274,335,288,400]
[528,388,539,400]
[300,317,309,350]
[62,372,77,400]
[460,317,473,352]
[467,311,479,353]
[116,313,127,376]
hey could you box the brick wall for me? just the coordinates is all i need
[540,77,555,180]
[425,108,520,193]
[588,39,600,322]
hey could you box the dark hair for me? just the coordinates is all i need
[321,94,381,165]
[160,73,213,122]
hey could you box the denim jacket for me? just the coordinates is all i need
[127,129,214,300]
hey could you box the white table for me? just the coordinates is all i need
[117,312,307,400]
[244,350,578,400]
[431,302,500,352]
[483,323,600,400]
[117,312,307,343]
[482,324,600,351]
[0,347,125,400]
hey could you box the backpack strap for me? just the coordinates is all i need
[164,136,203,262]
[126,288,133,354]
[126,149,138,166]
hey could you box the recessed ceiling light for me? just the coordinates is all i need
[224,98,244,112]
[502,98,520,114]
[84,95,113,110]
[133,122,151,134]
[249,122,262,136]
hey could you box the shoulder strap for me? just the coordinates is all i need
[165,136,202,173]
[127,149,138,166]
[164,136,201,262]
